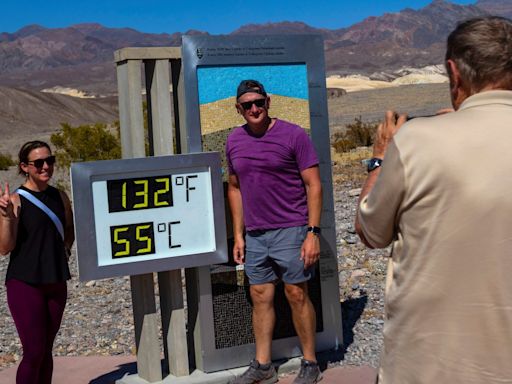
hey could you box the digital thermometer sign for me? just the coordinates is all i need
[71,152,227,280]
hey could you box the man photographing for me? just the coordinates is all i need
[227,80,322,384]
[356,16,512,383]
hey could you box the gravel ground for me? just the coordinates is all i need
[0,149,391,372]
[0,83,452,373]
[332,152,389,368]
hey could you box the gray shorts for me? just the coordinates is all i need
[245,225,313,285]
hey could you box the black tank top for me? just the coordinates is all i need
[6,185,71,284]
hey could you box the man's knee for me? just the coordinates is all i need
[284,282,310,307]
[250,283,275,305]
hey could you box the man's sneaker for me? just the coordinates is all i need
[231,359,278,384]
[292,359,322,384]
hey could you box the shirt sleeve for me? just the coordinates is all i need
[358,140,406,248]
[294,128,319,171]
[225,138,235,175]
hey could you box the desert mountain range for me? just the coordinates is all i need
[0,0,510,96]
[0,0,510,152]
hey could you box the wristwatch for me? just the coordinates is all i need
[367,157,383,173]
[307,226,321,235]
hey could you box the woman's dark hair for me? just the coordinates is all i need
[18,140,52,175]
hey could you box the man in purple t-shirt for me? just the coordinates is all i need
[227,80,322,384]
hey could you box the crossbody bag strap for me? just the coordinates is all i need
[16,188,65,241]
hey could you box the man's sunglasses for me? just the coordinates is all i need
[27,156,56,168]
[240,98,267,111]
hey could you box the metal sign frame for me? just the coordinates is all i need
[71,152,227,281]
[182,34,342,372]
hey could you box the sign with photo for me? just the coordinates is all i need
[182,34,342,373]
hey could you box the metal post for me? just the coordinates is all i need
[116,53,162,383]
[116,47,188,381]
[144,56,190,377]
[129,275,162,382]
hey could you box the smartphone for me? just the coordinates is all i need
[406,114,436,121]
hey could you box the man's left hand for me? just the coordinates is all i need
[301,233,320,269]
[373,110,407,159]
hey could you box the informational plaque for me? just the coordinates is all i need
[71,152,227,280]
[182,35,342,373]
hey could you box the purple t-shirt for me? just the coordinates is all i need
[226,119,319,231]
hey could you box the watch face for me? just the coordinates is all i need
[368,158,382,172]
[307,226,321,234]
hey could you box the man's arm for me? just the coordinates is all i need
[227,174,245,264]
[356,169,382,248]
[301,166,322,269]
[355,111,407,247]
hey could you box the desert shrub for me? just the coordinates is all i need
[0,152,15,170]
[51,122,121,168]
[332,117,378,153]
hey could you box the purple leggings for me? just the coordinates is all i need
[6,279,67,384]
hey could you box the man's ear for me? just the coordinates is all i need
[446,59,468,110]
[447,60,461,90]
[235,104,242,114]
[266,96,271,110]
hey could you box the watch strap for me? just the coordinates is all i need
[307,226,321,235]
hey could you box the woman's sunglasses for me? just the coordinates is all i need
[27,155,56,168]
[240,98,267,111]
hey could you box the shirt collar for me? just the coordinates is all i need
[459,90,512,111]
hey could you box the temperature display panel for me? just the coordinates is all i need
[92,172,214,267]
[71,153,227,281]
[110,222,155,258]
[107,176,173,212]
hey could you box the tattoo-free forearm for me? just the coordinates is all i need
[355,168,381,247]
[301,166,322,227]
[0,216,17,255]
[227,178,245,240]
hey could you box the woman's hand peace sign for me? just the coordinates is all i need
[0,183,15,219]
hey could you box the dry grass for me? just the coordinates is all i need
[331,147,372,164]
[362,308,383,320]
[331,147,372,185]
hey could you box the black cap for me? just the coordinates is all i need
[236,80,267,100]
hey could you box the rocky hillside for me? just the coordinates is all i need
[476,0,512,18]
[0,87,118,156]
[323,0,486,72]
[0,24,206,95]
[0,0,509,95]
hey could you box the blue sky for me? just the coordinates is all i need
[198,65,309,104]
[2,0,477,35]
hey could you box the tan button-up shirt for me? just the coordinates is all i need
[358,91,512,384]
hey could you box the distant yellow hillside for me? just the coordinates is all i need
[200,94,311,180]
[199,94,310,135]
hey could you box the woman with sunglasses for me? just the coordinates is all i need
[0,140,74,384]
